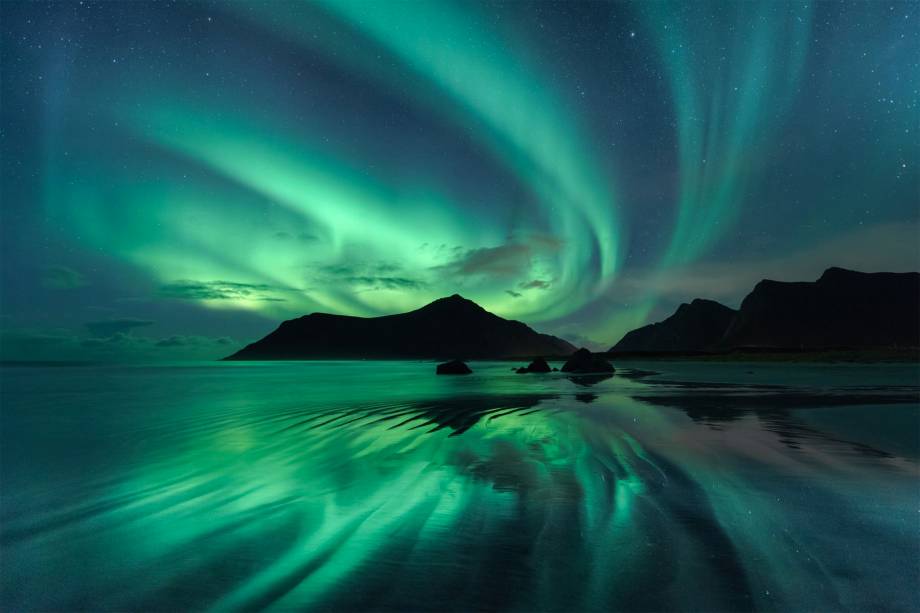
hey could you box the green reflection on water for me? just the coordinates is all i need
[1,361,917,611]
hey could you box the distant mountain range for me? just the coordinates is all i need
[610,267,920,353]
[613,299,737,352]
[227,268,918,361]
[225,294,575,360]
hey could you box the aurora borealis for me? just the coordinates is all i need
[1,1,918,360]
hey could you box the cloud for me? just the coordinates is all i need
[0,327,238,361]
[0,330,74,346]
[311,261,424,291]
[155,334,234,347]
[85,318,154,337]
[155,335,190,347]
[160,280,288,302]
[438,243,532,278]
[81,332,149,347]
[42,266,87,289]
[343,276,425,290]
[520,279,551,290]
[506,290,522,298]
[435,236,563,280]
[619,221,920,305]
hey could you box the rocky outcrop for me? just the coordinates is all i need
[561,348,615,373]
[516,357,552,373]
[436,359,472,375]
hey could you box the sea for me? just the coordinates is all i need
[1,360,918,612]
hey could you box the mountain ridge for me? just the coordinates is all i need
[225,294,575,360]
[611,298,737,352]
[610,267,920,353]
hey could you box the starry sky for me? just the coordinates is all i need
[1,0,918,361]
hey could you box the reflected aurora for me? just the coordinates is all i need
[2,361,916,610]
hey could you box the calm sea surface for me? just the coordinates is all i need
[1,360,918,612]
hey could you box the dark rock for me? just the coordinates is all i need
[525,357,552,373]
[516,357,552,374]
[561,348,615,374]
[437,359,472,375]
[225,294,576,360]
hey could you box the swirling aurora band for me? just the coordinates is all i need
[3,0,916,356]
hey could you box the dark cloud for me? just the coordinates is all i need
[42,266,87,289]
[520,279,551,290]
[0,330,73,346]
[0,327,237,361]
[312,262,423,291]
[85,318,154,338]
[525,233,565,252]
[159,280,287,302]
[81,332,141,347]
[317,264,356,276]
[435,237,563,280]
[155,334,234,347]
[155,335,189,347]
[439,243,532,278]
[506,290,522,298]
[316,262,401,276]
[344,276,424,290]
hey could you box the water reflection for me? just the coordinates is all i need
[0,361,917,612]
[275,393,558,438]
[630,374,919,456]
[567,373,613,387]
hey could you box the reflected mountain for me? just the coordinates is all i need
[615,369,661,380]
[631,378,919,456]
[277,393,558,438]
[567,374,613,387]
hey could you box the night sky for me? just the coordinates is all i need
[1,1,918,361]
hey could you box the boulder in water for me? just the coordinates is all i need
[561,348,614,374]
[526,357,552,373]
[516,357,552,374]
[437,359,472,375]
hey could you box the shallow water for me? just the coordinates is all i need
[1,360,918,612]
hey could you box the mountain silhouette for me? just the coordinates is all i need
[611,268,920,352]
[225,294,575,360]
[611,299,737,352]
[720,267,919,349]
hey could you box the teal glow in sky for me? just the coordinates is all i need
[1,1,918,359]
